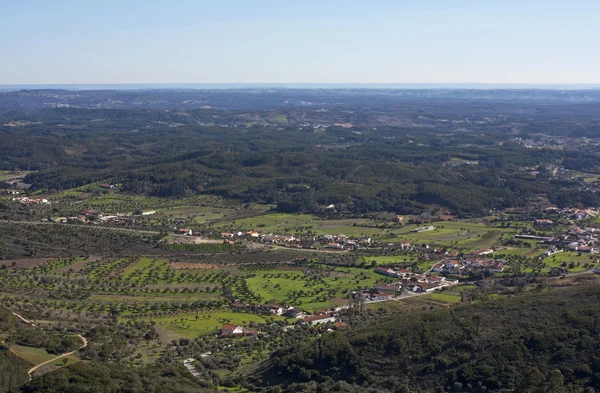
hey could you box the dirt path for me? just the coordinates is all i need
[27,334,87,377]
[11,312,37,327]
[11,312,88,379]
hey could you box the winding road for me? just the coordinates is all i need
[11,312,88,379]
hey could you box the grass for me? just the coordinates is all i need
[364,301,410,312]
[388,221,514,249]
[364,255,420,265]
[542,252,597,272]
[148,311,279,338]
[0,170,34,182]
[423,293,462,304]
[9,344,56,365]
[210,212,520,248]
[495,247,538,257]
[422,284,478,305]
[217,213,318,232]
[118,257,219,285]
[244,266,381,312]
[122,257,157,279]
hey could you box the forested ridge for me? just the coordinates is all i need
[256,286,600,393]
[3,102,600,216]
[17,362,215,393]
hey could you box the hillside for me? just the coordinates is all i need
[255,286,600,393]
[18,362,215,393]
[0,347,30,393]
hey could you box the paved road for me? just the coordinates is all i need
[11,312,88,379]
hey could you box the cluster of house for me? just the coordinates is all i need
[220,307,347,337]
[431,258,505,276]
[231,300,352,327]
[220,318,347,338]
[541,245,563,258]
[360,284,400,301]
[50,208,161,225]
[221,231,372,250]
[249,304,304,318]
[11,196,50,205]
[1,189,22,195]
[537,227,600,254]
[50,210,131,224]
[374,267,458,292]
[544,206,600,221]
[533,219,555,226]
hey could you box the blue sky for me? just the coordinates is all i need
[2,0,599,84]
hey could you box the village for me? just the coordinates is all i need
[220,230,377,251]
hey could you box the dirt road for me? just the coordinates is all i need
[11,312,88,379]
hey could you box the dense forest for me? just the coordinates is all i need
[2,96,600,216]
[0,223,160,260]
[255,285,600,393]
[18,362,214,393]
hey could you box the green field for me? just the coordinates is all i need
[542,251,597,272]
[244,266,381,311]
[0,170,33,182]
[217,213,319,232]
[423,292,463,304]
[9,344,55,366]
[208,212,519,249]
[389,221,515,250]
[495,247,539,257]
[149,311,278,338]
[422,284,477,305]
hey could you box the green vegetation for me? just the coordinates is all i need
[257,285,600,393]
[244,266,380,311]
[0,347,30,392]
[4,92,600,392]
[19,362,211,393]
[8,344,56,365]
[542,251,596,272]
[149,311,277,338]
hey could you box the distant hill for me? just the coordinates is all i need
[2,88,600,111]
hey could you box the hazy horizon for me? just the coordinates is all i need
[3,1,599,85]
[2,82,600,92]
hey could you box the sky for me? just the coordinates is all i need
[1,0,599,85]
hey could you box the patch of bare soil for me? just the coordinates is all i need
[6,258,53,268]
[164,236,223,245]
